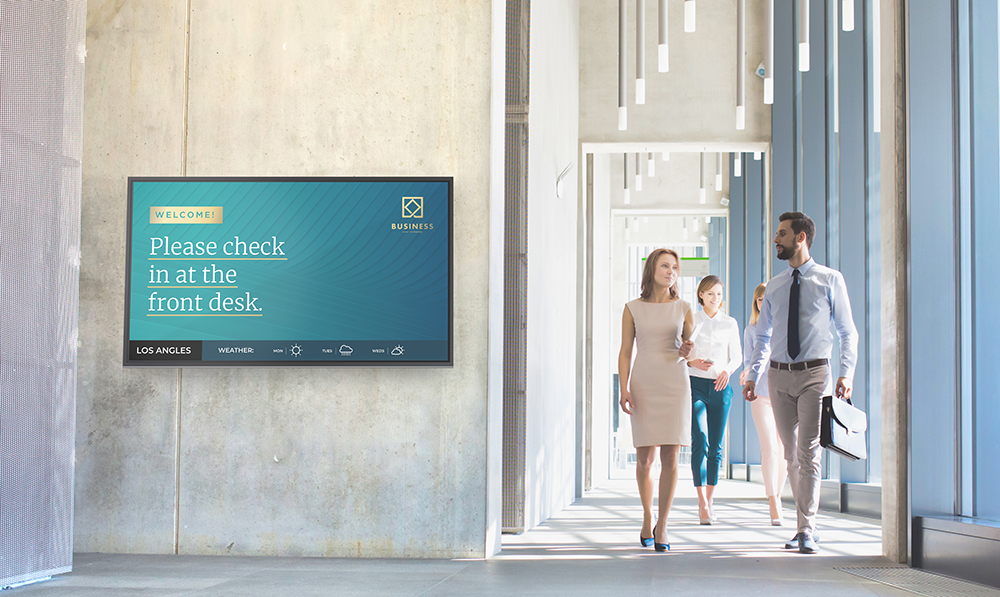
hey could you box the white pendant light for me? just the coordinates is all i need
[658,0,669,72]
[662,151,670,161]
[705,216,711,223]
[647,152,656,177]
[635,152,642,191]
[634,217,640,233]
[683,218,690,240]
[699,152,707,204]
[842,0,855,32]
[736,0,746,130]
[693,217,700,232]
[753,151,761,160]
[764,0,774,104]
[636,0,646,104]
[798,0,810,72]
[735,152,743,177]
[715,153,723,189]
[618,0,627,130]
[684,0,695,33]
[625,218,631,239]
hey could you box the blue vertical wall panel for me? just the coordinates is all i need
[743,156,765,466]
[970,0,1000,520]
[838,0,869,484]
[907,0,959,517]
[729,157,748,468]
[863,0,883,485]
[773,0,797,279]
[802,0,828,265]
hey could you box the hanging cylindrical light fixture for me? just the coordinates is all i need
[798,0,810,72]
[634,217,640,233]
[699,152,706,204]
[736,0,746,129]
[842,0,855,32]
[764,0,774,104]
[735,152,743,177]
[662,151,670,161]
[684,0,695,33]
[647,152,656,177]
[636,0,646,104]
[754,151,761,160]
[683,217,690,240]
[635,152,642,191]
[625,217,631,239]
[618,0,627,130]
[715,153,723,189]
[623,153,630,204]
[658,0,668,72]
[693,217,700,232]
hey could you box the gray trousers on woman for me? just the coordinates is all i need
[767,363,832,535]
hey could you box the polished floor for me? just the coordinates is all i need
[11,479,937,597]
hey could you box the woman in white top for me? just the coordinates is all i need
[739,282,788,525]
[687,275,742,524]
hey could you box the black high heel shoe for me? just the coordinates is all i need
[639,534,653,548]
[653,522,670,552]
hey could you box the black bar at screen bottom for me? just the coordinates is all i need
[128,340,447,362]
[130,340,203,361]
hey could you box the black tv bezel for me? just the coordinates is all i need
[123,176,454,368]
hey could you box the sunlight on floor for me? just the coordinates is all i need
[499,479,882,561]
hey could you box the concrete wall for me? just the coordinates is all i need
[524,0,581,529]
[78,1,493,558]
[580,0,771,144]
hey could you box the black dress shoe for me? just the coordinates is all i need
[640,534,653,548]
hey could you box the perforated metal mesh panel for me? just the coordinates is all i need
[837,567,1000,597]
[1,0,85,587]
[502,0,529,534]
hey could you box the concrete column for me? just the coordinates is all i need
[879,0,907,564]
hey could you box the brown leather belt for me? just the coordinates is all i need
[770,358,829,371]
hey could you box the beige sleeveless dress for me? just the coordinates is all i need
[626,298,692,447]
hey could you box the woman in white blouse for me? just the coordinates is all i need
[739,282,788,525]
[687,275,742,524]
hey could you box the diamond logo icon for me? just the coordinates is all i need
[402,197,423,218]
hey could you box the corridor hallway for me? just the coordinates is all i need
[15,480,1000,596]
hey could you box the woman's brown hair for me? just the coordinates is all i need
[750,282,767,325]
[639,248,680,301]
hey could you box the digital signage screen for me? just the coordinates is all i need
[123,177,452,367]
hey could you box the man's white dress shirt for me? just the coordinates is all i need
[746,258,858,383]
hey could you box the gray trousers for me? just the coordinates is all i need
[767,363,832,535]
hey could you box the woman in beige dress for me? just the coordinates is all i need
[619,248,695,552]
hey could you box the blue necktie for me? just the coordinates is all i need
[788,269,800,361]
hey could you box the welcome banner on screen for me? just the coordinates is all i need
[124,177,452,366]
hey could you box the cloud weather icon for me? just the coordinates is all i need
[339,345,353,356]
[402,197,423,218]
[391,345,405,356]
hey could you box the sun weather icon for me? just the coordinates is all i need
[391,345,405,356]
[290,343,302,357]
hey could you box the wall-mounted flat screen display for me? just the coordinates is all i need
[124,177,452,366]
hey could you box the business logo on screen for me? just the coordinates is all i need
[391,196,434,232]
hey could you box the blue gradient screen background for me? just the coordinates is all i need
[126,178,450,361]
